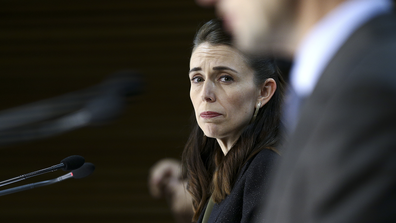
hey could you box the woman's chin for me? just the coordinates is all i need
[202,130,220,139]
[203,133,217,139]
[201,125,220,139]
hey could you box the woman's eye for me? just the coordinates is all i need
[191,76,204,83]
[219,75,234,82]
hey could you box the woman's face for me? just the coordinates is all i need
[189,42,260,145]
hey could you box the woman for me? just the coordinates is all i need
[149,19,284,223]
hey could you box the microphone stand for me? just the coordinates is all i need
[0,173,73,196]
[0,162,95,197]
[0,163,65,187]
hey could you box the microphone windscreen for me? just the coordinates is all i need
[83,71,144,124]
[61,155,85,171]
[72,162,95,179]
[101,70,144,97]
[84,93,124,124]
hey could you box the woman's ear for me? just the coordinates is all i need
[257,78,277,107]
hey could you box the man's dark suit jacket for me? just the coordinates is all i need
[262,11,396,223]
[197,149,277,223]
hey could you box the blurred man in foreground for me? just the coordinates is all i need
[195,0,396,222]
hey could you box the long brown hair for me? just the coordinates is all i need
[182,19,285,222]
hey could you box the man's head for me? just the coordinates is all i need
[195,0,297,56]
[195,0,349,57]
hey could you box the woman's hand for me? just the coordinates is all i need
[149,159,193,223]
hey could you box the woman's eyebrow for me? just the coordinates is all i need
[213,66,238,73]
[189,67,201,73]
[189,66,238,73]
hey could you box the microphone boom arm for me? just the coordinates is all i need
[0,173,73,196]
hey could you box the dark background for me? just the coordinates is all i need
[0,1,214,222]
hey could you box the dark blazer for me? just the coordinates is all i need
[197,149,278,223]
[262,12,396,223]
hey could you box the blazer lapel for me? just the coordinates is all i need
[290,12,394,151]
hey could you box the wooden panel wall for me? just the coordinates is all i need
[0,1,214,222]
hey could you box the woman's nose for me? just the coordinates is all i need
[201,81,216,102]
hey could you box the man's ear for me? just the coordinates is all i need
[257,78,277,107]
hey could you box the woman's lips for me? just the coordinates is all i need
[200,111,222,119]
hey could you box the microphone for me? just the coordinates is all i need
[83,70,144,124]
[99,70,144,98]
[0,162,95,197]
[0,70,142,131]
[0,155,85,187]
[0,71,143,146]
[72,162,95,179]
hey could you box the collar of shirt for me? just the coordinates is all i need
[290,0,393,98]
